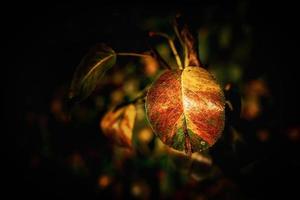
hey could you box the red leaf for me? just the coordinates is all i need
[146,67,225,154]
[100,104,136,148]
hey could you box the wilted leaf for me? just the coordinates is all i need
[146,66,225,155]
[100,104,136,148]
[174,15,201,67]
[180,26,200,67]
[69,44,116,102]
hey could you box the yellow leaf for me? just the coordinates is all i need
[100,104,136,148]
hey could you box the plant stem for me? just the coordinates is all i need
[117,52,153,58]
[149,32,183,70]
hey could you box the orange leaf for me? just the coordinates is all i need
[100,104,136,148]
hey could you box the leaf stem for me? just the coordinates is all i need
[116,52,153,58]
[149,32,183,70]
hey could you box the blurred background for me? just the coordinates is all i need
[4,1,299,199]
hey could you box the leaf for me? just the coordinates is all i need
[69,43,116,102]
[146,67,225,154]
[180,25,200,67]
[100,104,136,148]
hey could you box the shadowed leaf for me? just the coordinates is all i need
[69,43,116,102]
[174,15,202,67]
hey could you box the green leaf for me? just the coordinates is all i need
[69,44,116,102]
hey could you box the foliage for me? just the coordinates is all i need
[17,3,297,199]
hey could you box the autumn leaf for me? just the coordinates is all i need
[146,66,225,155]
[69,43,116,102]
[100,104,136,148]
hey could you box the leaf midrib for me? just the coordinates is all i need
[180,69,192,156]
[81,54,115,84]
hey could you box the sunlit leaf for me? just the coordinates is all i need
[180,26,200,67]
[174,15,201,67]
[146,67,225,155]
[69,43,116,102]
[100,104,136,148]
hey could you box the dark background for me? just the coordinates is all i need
[3,1,299,199]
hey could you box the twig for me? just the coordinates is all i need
[117,52,153,58]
